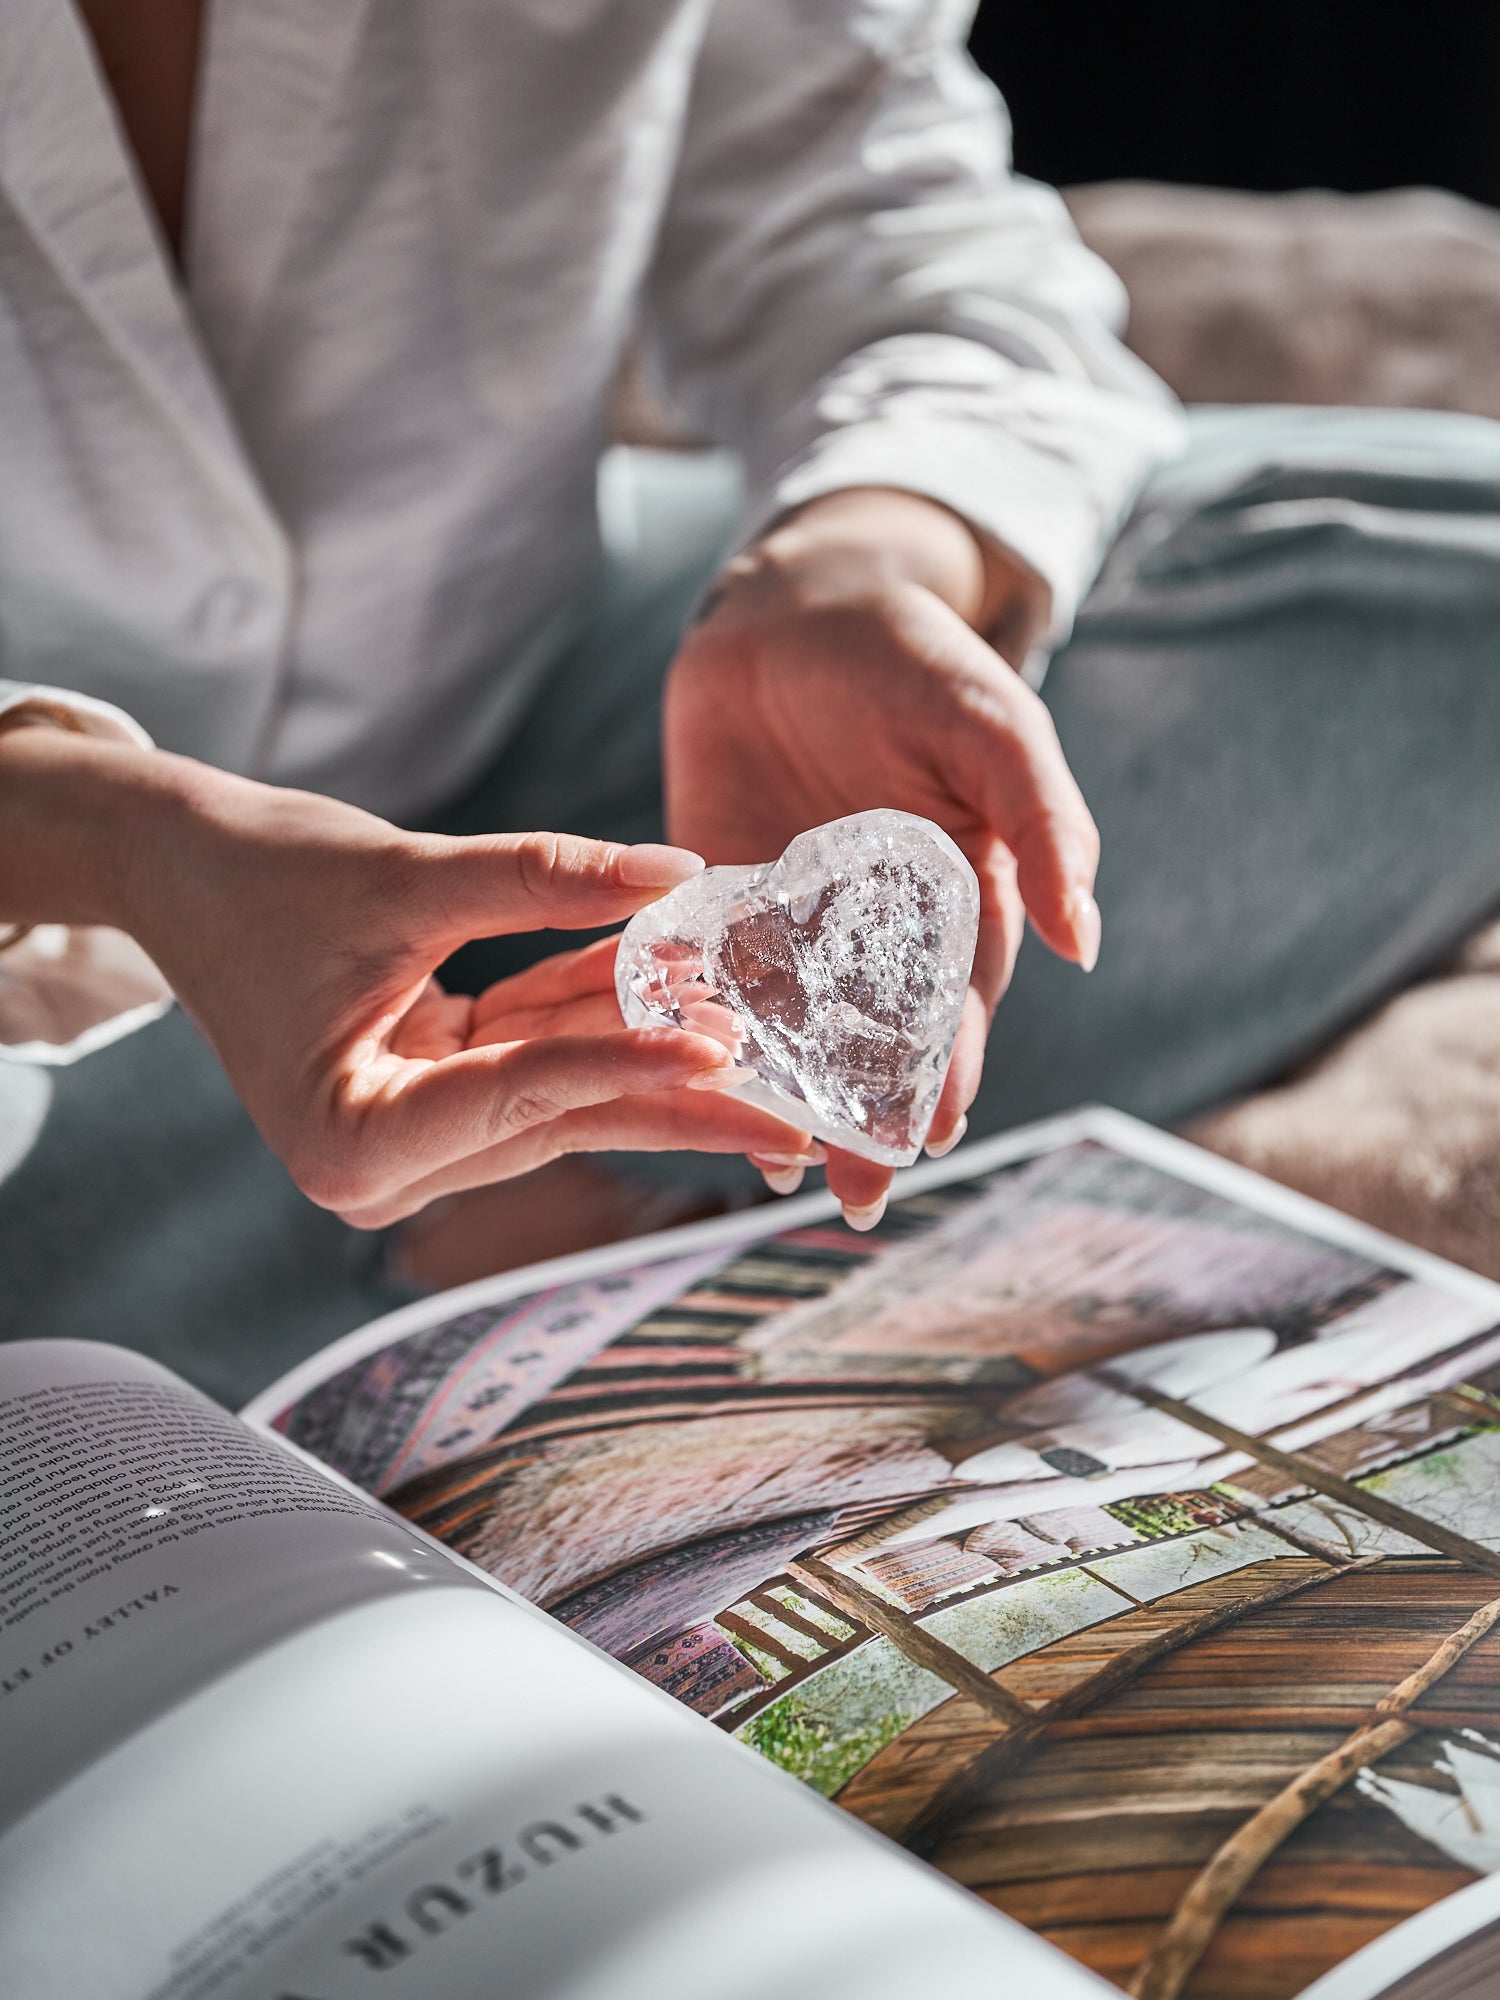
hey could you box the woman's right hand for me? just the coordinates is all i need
[0,728,820,1224]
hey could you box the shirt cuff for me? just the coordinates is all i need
[743,337,1186,646]
[0,685,174,1067]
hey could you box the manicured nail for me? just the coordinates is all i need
[842,1194,888,1233]
[685,1063,751,1092]
[1069,887,1101,972]
[617,843,707,888]
[926,1114,967,1159]
[762,1165,805,1196]
[752,1145,827,1169]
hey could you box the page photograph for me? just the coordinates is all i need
[251,1113,1500,2000]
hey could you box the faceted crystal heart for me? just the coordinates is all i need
[615,810,980,1165]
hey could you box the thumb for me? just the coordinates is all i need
[414,832,705,947]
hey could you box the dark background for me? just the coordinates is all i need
[968,2,1500,206]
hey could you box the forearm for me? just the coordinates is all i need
[0,724,197,935]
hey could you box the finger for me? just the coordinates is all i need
[923,832,1023,1151]
[470,987,628,1046]
[676,996,742,1053]
[476,987,740,1053]
[964,843,1026,1017]
[925,985,986,1155]
[823,1147,895,1231]
[474,949,742,1053]
[470,935,623,1025]
[338,1086,819,1228]
[327,1026,742,1211]
[932,615,1101,967]
[923,853,1022,1154]
[748,1140,829,1197]
[415,833,705,949]
[389,979,476,1062]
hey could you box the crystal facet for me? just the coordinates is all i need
[615,810,980,1165]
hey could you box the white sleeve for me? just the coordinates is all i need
[642,0,1185,640]
[0,683,173,1067]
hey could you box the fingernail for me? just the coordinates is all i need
[1069,887,1101,972]
[926,1115,967,1159]
[752,1146,827,1169]
[686,1064,751,1091]
[617,843,707,888]
[842,1194,888,1233]
[762,1165,805,1196]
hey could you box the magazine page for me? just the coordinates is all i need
[0,1338,482,1833]
[2,1586,1102,2000]
[249,1109,1500,2000]
[0,1332,1105,1998]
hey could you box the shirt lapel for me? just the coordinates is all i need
[0,0,256,497]
[187,0,373,391]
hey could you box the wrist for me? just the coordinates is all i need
[744,488,1051,665]
[759,489,986,612]
[0,724,214,940]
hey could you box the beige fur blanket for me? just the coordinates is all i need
[1187,924,1500,1278]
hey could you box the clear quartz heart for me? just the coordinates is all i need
[615,810,980,1165]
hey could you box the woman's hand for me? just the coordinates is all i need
[0,729,819,1225]
[666,487,1100,1225]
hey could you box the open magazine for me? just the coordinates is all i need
[5,1110,1500,2000]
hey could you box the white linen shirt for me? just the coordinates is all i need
[0,0,1182,1060]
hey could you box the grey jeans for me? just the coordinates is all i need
[6,408,1500,1403]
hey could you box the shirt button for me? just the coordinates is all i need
[191,577,269,643]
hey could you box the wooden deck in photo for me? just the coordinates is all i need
[837,1558,1500,2000]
